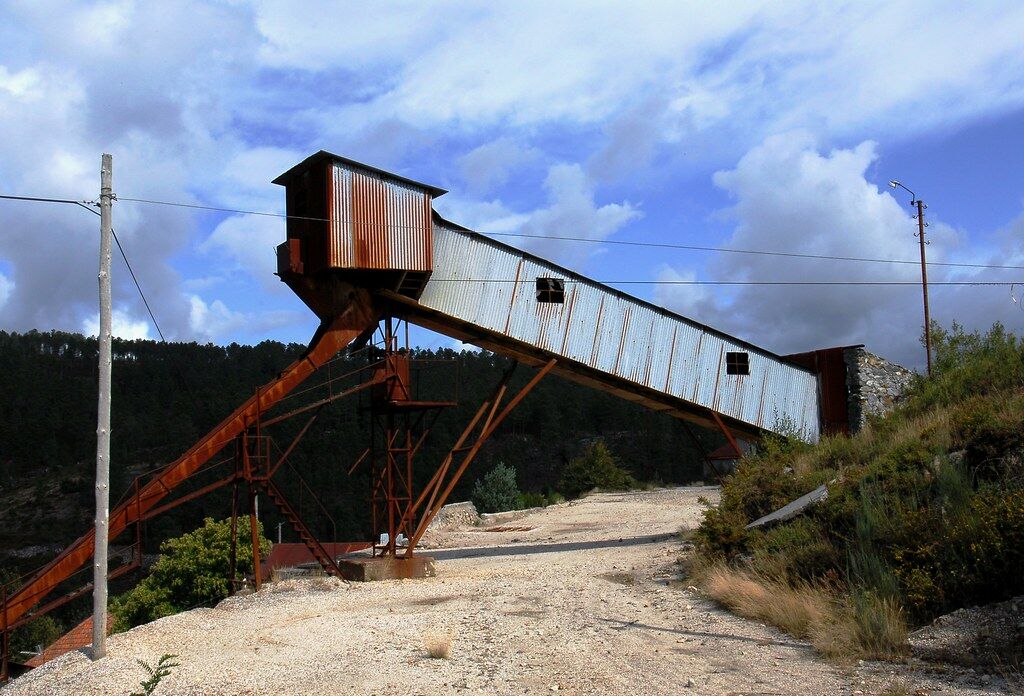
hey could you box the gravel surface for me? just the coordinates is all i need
[3,487,1013,695]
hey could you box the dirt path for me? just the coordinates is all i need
[3,488,1002,695]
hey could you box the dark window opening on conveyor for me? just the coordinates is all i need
[536,277,565,304]
[726,351,749,375]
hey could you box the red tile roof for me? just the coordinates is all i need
[24,614,113,668]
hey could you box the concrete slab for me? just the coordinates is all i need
[337,555,436,581]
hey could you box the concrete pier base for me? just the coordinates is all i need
[337,555,436,582]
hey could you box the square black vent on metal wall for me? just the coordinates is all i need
[726,351,750,375]
[536,277,565,304]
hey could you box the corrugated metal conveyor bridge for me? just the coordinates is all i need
[384,217,820,443]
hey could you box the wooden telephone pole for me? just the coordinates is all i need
[93,153,113,659]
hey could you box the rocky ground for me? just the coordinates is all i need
[3,487,1018,695]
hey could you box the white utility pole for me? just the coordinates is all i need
[92,153,113,660]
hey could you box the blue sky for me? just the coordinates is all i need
[1,1,1023,368]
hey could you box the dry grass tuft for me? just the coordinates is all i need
[878,678,926,696]
[423,631,452,659]
[700,564,830,639]
[600,571,637,586]
[697,563,908,661]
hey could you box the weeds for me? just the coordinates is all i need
[423,631,452,659]
[130,654,180,696]
[696,563,909,660]
[698,564,830,640]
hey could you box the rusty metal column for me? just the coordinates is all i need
[2,586,9,683]
[229,477,239,593]
[248,481,262,591]
[917,199,932,376]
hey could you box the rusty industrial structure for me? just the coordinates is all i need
[1,151,859,677]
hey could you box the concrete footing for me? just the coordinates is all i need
[336,555,436,581]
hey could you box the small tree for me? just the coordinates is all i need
[111,517,271,631]
[559,440,636,499]
[471,463,520,513]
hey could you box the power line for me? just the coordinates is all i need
[6,191,1024,274]
[112,194,1024,272]
[483,232,1024,272]
[422,279,1020,286]
[116,196,328,223]
[72,203,169,341]
[0,193,96,206]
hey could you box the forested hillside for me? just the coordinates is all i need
[0,329,716,565]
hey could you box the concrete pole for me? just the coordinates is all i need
[92,153,113,660]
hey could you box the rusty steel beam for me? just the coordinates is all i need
[409,359,555,550]
[711,410,745,465]
[141,474,237,522]
[265,409,323,480]
[1,297,379,627]
[7,559,139,634]
[259,374,387,428]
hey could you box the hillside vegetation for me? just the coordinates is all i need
[692,323,1024,662]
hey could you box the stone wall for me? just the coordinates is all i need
[844,347,915,431]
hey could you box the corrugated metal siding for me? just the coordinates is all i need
[328,163,433,272]
[419,222,821,441]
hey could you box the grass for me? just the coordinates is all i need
[423,631,452,659]
[600,571,637,586]
[696,562,908,660]
[878,679,920,696]
[698,563,830,640]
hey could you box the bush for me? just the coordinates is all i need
[471,463,520,513]
[111,517,271,631]
[515,491,547,509]
[559,441,636,499]
[692,322,1024,660]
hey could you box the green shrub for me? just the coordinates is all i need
[693,322,1024,658]
[544,491,565,506]
[903,321,1024,415]
[111,517,271,631]
[748,517,840,582]
[471,463,520,513]
[516,491,547,509]
[559,441,636,499]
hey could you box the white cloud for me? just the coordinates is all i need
[82,309,151,340]
[200,214,285,291]
[518,164,641,266]
[0,273,12,308]
[458,138,540,194]
[652,265,717,321]
[657,133,1024,366]
[257,2,1024,155]
[436,163,641,268]
[188,294,305,343]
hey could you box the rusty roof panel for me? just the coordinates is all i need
[419,222,821,441]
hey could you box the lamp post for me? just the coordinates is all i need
[889,179,932,376]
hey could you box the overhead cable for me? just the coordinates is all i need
[6,190,1024,272]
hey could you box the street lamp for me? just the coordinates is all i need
[889,180,932,376]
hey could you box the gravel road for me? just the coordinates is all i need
[2,487,1007,695]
